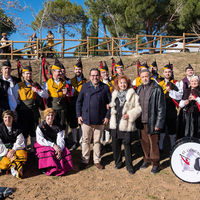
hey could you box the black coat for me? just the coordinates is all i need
[76,81,111,125]
[136,81,166,134]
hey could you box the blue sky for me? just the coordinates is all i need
[6,0,86,50]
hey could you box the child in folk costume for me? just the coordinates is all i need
[35,108,73,176]
[0,110,27,179]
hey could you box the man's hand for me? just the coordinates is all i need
[103,118,109,125]
[122,114,129,120]
[154,127,160,131]
[7,149,15,159]
[189,95,195,101]
[32,86,38,92]
[166,85,171,92]
[78,116,83,125]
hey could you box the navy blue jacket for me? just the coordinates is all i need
[76,81,111,125]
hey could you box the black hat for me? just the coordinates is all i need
[100,61,108,72]
[74,57,82,68]
[2,59,11,68]
[163,62,173,70]
[54,58,64,69]
[185,64,193,71]
[116,58,124,67]
[151,60,157,68]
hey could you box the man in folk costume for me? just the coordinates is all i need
[70,58,87,150]
[100,61,114,151]
[132,63,149,88]
[112,58,125,80]
[14,64,48,152]
[1,59,21,112]
[179,64,195,93]
[149,60,164,83]
[158,63,182,152]
[44,58,69,130]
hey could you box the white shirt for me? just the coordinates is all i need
[0,132,25,157]
[36,126,65,150]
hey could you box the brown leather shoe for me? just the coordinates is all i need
[94,163,104,170]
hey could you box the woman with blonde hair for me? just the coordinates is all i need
[109,75,142,174]
[35,108,73,176]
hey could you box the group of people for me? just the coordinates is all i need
[0,56,199,179]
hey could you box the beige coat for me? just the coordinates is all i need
[109,88,142,132]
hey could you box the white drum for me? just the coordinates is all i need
[170,137,200,183]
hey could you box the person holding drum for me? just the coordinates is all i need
[178,76,200,139]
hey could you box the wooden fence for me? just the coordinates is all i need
[0,33,199,60]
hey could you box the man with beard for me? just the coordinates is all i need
[14,64,48,151]
[158,64,182,152]
[100,61,113,151]
[70,58,87,150]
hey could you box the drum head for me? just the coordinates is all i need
[170,137,200,183]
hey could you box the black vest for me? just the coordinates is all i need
[39,121,61,143]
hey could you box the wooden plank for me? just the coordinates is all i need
[138,37,160,47]
[64,42,88,52]
[89,40,111,49]
[13,44,36,52]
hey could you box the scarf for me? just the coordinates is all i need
[117,90,127,106]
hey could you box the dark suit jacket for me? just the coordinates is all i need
[76,81,111,125]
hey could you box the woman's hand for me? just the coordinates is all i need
[56,151,62,160]
[189,95,195,101]
[122,114,129,120]
[7,149,15,159]
[53,144,61,153]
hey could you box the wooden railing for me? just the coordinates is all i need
[0,33,199,60]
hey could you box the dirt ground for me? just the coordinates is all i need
[0,53,200,200]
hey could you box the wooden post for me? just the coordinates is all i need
[11,41,13,61]
[36,38,39,60]
[111,37,114,57]
[183,33,186,52]
[87,36,89,57]
[136,35,138,55]
[160,36,162,54]
[62,38,64,58]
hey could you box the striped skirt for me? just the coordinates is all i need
[34,142,73,176]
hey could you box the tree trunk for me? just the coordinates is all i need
[62,25,65,58]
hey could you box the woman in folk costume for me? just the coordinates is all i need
[35,108,73,176]
[109,75,142,174]
[178,76,200,139]
[0,110,27,179]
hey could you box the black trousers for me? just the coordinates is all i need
[112,136,133,171]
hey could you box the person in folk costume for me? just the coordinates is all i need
[178,64,195,94]
[100,61,114,152]
[70,58,87,150]
[158,63,183,152]
[110,75,141,174]
[132,63,149,88]
[178,76,200,139]
[14,63,48,152]
[112,58,125,80]
[0,110,27,179]
[1,59,21,112]
[149,60,164,83]
[44,58,69,131]
[35,108,73,176]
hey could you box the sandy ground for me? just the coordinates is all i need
[1,137,200,200]
[0,53,200,199]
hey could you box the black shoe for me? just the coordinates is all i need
[79,163,89,170]
[151,166,160,174]
[128,169,134,175]
[140,162,150,170]
[105,143,112,152]
[115,162,125,169]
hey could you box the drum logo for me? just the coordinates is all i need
[179,148,200,172]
